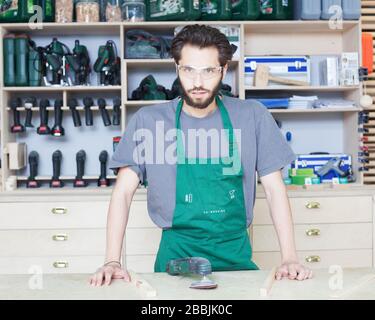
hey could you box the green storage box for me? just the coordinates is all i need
[201,0,232,20]
[232,0,260,20]
[145,0,201,21]
[259,0,293,20]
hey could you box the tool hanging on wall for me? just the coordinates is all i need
[24,97,36,128]
[112,97,121,126]
[37,99,51,135]
[74,150,87,187]
[98,98,111,126]
[39,37,73,86]
[93,40,121,86]
[68,98,81,127]
[166,257,218,289]
[27,151,40,188]
[98,150,109,187]
[65,40,91,86]
[83,96,94,126]
[10,97,25,133]
[50,150,64,188]
[51,99,65,137]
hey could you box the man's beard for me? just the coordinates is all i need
[179,76,223,109]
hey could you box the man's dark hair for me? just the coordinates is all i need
[171,24,233,66]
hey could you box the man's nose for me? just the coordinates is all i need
[193,72,203,87]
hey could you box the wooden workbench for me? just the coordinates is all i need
[1,268,375,300]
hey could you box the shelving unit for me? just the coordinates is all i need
[0,20,365,193]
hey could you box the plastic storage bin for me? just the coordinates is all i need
[342,0,360,20]
[231,0,260,20]
[321,0,341,20]
[145,0,200,21]
[259,0,293,20]
[122,0,145,21]
[294,0,321,20]
[75,0,100,22]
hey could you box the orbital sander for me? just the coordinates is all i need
[166,257,218,289]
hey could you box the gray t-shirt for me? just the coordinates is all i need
[108,95,296,228]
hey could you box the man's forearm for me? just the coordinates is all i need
[104,189,131,263]
[264,184,298,262]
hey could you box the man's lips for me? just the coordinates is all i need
[191,91,208,96]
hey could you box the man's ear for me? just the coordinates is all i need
[222,63,229,78]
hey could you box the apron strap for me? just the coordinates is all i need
[175,95,240,163]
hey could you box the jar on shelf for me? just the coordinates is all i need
[75,0,100,22]
[106,0,122,22]
[122,0,145,22]
[55,0,74,23]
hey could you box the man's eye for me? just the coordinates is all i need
[183,67,194,73]
[204,68,215,74]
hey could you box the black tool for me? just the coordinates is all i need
[68,98,81,127]
[98,150,110,187]
[51,99,65,137]
[74,150,87,187]
[83,96,94,126]
[112,97,121,126]
[98,98,111,126]
[50,150,64,188]
[24,97,36,128]
[27,151,40,188]
[37,99,51,135]
[10,98,25,133]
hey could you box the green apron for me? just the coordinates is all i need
[154,95,258,272]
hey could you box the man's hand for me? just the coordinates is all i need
[275,260,313,281]
[89,262,131,286]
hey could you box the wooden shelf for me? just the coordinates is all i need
[3,86,122,92]
[269,107,362,113]
[124,100,170,106]
[244,85,361,92]
[16,175,117,181]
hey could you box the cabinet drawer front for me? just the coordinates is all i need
[125,228,161,255]
[0,256,104,274]
[253,196,372,225]
[253,249,373,269]
[253,223,372,252]
[0,200,152,229]
[0,229,107,256]
[0,202,109,229]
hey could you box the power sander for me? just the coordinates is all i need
[166,257,218,289]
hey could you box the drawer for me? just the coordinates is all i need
[253,223,373,252]
[253,196,372,225]
[0,200,151,229]
[253,249,373,269]
[0,229,107,256]
[0,255,157,275]
[0,255,104,274]
[0,202,109,229]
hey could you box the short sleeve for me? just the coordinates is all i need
[108,111,146,185]
[255,108,296,177]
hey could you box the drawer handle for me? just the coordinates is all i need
[305,255,321,263]
[305,201,320,209]
[51,207,67,215]
[306,229,321,236]
[52,234,68,241]
[53,261,69,268]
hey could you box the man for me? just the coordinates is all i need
[89,24,313,286]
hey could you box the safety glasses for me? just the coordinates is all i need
[176,64,223,80]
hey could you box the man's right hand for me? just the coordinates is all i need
[89,262,131,286]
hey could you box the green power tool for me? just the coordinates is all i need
[93,40,121,86]
[65,40,91,86]
[167,257,218,289]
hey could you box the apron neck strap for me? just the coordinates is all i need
[175,95,238,162]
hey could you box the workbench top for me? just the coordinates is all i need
[1,268,375,300]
